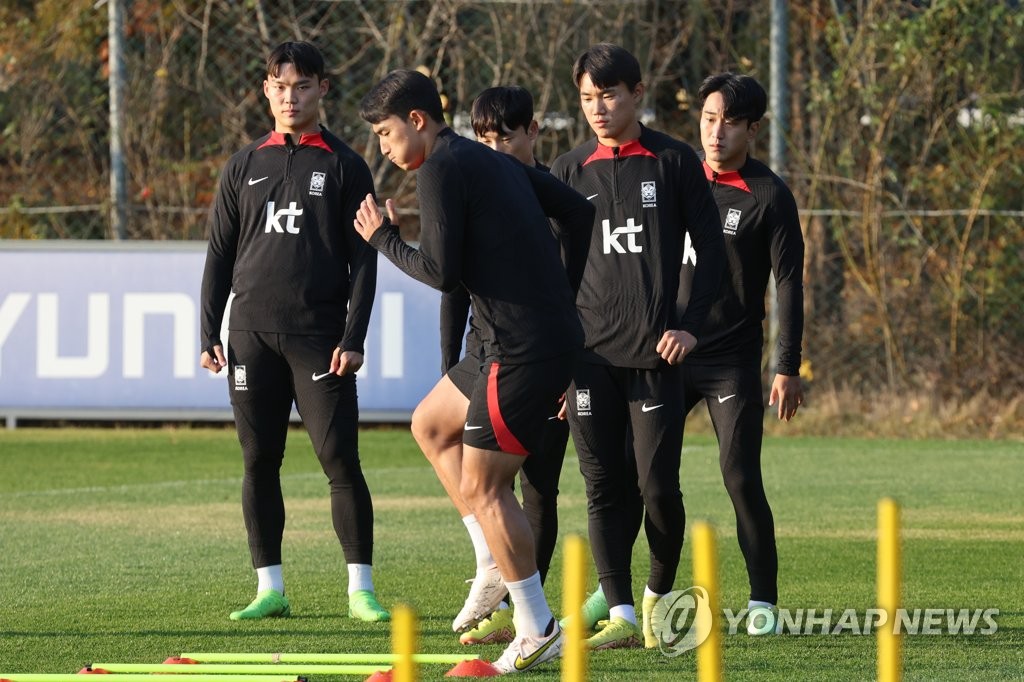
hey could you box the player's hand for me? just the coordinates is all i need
[656,329,697,365]
[769,373,804,422]
[353,195,398,242]
[331,348,364,376]
[557,393,568,420]
[200,344,227,374]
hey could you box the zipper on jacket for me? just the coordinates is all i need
[285,133,296,181]
[613,146,620,202]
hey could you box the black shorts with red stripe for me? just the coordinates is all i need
[462,351,575,456]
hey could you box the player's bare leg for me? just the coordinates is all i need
[410,376,472,516]
[462,446,562,671]
[413,377,505,631]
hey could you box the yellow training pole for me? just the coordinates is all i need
[561,534,588,682]
[392,604,418,682]
[877,498,902,682]
[692,521,722,682]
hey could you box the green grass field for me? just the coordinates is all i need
[0,427,1021,680]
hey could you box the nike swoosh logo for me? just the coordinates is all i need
[641,403,663,412]
[515,628,562,671]
[464,423,483,431]
[586,193,599,201]
[312,371,332,381]
[718,394,736,403]
[248,176,269,186]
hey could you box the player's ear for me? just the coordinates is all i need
[408,109,428,131]
[527,120,539,141]
[632,82,646,102]
[318,78,329,97]
[748,119,760,140]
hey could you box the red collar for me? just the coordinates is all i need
[703,161,750,193]
[257,130,333,152]
[583,138,657,166]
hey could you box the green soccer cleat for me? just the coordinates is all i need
[348,589,390,622]
[229,589,291,621]
[559,588,610,633]
[585,617,644,650]
[459,606,515,645]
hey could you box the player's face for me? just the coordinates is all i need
[477,122,537,166]
[578,73,643,146]
[371,114,426,171]
[263,63,327,136]
[701,91,758,172]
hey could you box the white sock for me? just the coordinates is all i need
[506,572,553,638]
[644,586,664,600]
[610,604,637,624]
[462,514,495,571]
[347,563,374,595]
[256,564,284,594]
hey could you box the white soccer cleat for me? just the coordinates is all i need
[452,565,508,633]
[746,601,779,635]
[492,619,563,674]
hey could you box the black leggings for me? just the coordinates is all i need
[567,362,686,608]
[229,330,374,568]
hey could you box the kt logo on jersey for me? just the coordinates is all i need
[265,201,303,234]
[602,218,643,254]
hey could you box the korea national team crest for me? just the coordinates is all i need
[234,365,248,391]
[309,171,326,197]
[641,181,657,208]
[575,388,592,416]
[724,208,742,235]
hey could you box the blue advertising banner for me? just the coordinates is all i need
[0,241,445,421]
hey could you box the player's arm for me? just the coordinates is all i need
[768,183,806,420]
[524,164,595,293]
[334,157,379,376]
[674,145,726,340]
[355,160,464,292]
[439,286,471,373]
[199,160,241,374]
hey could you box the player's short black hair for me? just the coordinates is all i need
[266,41,325,82]
[471,86,535,137]
[359,69,445,124]
[571,43,642,92]
[697,73,768,124]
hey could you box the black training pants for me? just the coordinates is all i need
[227,330,374,568]
[566,362,685,608]
[680,362,778,603]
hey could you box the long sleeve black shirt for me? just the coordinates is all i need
[551,125,725,369]
[679,157,804,375]
[200,128,377,354]
[368,129,594,364]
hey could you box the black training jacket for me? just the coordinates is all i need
[551,125,725,369]
[679,157,804,375]
[369,128,593,365]
[200,128,377,355]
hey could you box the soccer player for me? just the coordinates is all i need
[683,72,805,633]
[471,85,544,168]
[414,86,570,647]
[550,43,726,649]
[199,41,388,623]
[353,69,594,673]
